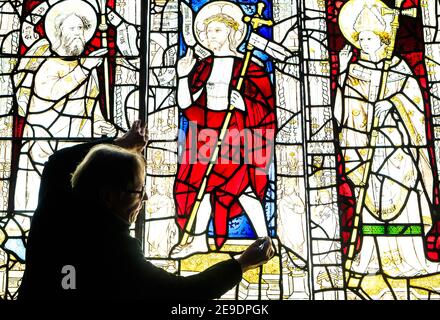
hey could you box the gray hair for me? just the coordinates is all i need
[71,144,146,203]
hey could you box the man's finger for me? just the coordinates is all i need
[266,246,272,257]
[130,120,139,131]
[136,120,143,134]
[267,239,275,252]
[269,248,275,259]
[259,237,272,251]
[254,237,267,248]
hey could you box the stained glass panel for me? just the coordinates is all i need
[0,0,142,299]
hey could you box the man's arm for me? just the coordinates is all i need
[125,237,274,300]
[141,257,243,300]
[30,120,147,256]
[38,119,147,204]
[120,236,242,300]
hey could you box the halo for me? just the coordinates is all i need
[194,1,247,52]
[338,0,392,48]
[45,0,98,47]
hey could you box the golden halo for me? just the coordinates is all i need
[45,0,98,47]
[194,1,247,52]
[338,0,392,49]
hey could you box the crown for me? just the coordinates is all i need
[203,13,240,31]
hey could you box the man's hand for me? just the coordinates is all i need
[114,119,148,153]
[236,237,275,273]
[231,90,245,111]
[81,48,108,71]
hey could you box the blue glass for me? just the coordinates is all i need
[208,215,257,238]
[4,238,26,261]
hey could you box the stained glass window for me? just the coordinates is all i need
[0,0,142,299]
[1,0,440,300]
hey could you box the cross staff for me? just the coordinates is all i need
[344,0,418,284]
[178,2,273,246]
[97,0,112,120]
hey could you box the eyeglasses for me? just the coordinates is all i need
[125,185,145,196]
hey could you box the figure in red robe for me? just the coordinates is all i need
[171,12,276,258]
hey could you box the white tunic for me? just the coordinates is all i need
[14,40,109,211]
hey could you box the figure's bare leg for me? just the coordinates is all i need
[170,194,211,258]
[193,194,212,236]
[239,188,268,237]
